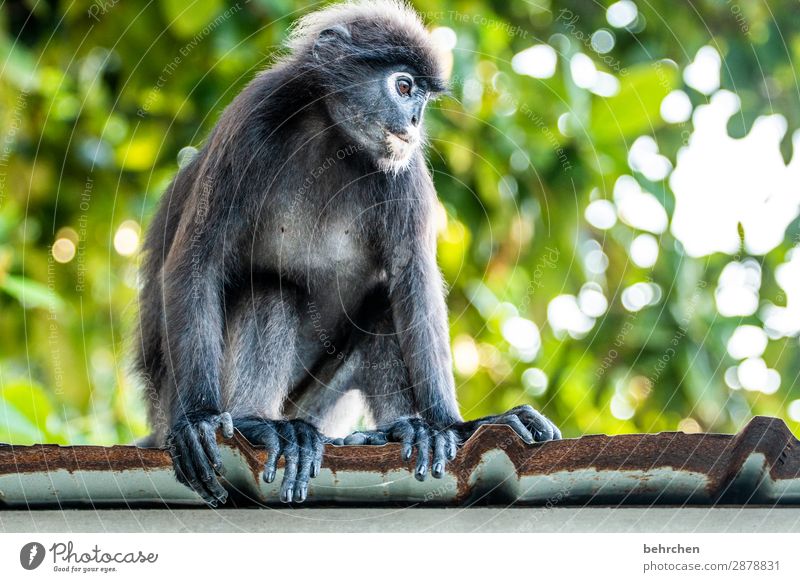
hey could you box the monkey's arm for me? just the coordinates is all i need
[160,166,239,507]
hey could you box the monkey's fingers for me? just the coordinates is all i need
[186,427,230,506]
[446,430,458,460]
[278,422,299,503]
[386,420,416,461]
[311,434,326,478]
[170,434,203,499]
[497,414,535,444]
[173,429,228,507]
[510,405,561,441]
[197,421,225,474]
[431,431,449,478]
[462,412,534,444]
[340,430,388,446]
[170,435,194,489]
[412,423,430,481]
[293,422,319,503]
[262,423,283,484]
[218,412,234,439]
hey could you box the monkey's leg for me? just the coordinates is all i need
[283,352,368,439]
[338,305,559,480]
[455,406,561,443]
[221,286,327,504]
[235,416,325,503]
[335,311,459,481]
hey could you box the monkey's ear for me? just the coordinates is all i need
[312,24,351,59]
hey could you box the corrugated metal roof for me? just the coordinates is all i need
[1,416,798,508]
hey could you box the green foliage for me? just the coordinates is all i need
[1,0,799,444]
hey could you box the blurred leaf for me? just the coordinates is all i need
[0,36,39,90]
[160,0,224,39]
[115,131,163,171]
[591,62,679,141]
[1,275,64,310]
[0,402,44,443]
[0,380,54,442]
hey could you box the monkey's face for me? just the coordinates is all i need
[324,66,435,174]
[375,70,428,172]
[308,17,448,174]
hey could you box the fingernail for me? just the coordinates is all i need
[433,462,443,477]
[264,469,275,483]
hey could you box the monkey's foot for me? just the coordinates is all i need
[340,418,458,481]
[235,418,326,503]
[337,408,559,484]
[166,411,235,507]
[455,405,562,444]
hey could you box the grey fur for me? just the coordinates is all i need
[133,0,560,505]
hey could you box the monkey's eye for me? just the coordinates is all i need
[395,77,413,97]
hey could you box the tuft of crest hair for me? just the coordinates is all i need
[287,0,429,53]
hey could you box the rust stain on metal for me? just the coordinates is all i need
[0,442,171,475]
[1,416,799,507]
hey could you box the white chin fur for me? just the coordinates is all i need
[379,133,416,174]
[377,155,413,174]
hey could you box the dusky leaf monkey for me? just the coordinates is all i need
[135,0,560,506]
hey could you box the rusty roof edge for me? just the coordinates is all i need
[1,416,799,507]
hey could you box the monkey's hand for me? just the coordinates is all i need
[340,418,458,482]
[236,418,326,503]
[452,405,562,445]
[166,411,234,507]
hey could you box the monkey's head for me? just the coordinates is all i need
[289,1,448,174]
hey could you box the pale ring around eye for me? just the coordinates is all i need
[387,72,414,97]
